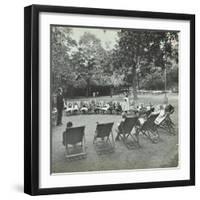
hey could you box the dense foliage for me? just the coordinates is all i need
[51,26,178,98]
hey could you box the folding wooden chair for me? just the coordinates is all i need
[63,126,87,160]
[117,117,139,149]
[157,112,175,135]
[139,114,160,143]
[93,122,115,154]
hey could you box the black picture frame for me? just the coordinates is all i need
[24,4,195,196]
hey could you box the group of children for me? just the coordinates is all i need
[62,102,174,143]
[64,99,127,115]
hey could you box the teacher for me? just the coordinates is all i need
[56,87,64,126]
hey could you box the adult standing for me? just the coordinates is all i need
[122,94,130,113]
[56,87,65,126]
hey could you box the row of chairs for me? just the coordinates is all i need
[62,112,175,160]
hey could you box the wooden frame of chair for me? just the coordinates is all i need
[139,114,160,143]
[158,112,175,135]
[118,117,139,149]
[93,122,115,154]
[63,126,87,160]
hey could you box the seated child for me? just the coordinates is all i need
[165,104,174,114]
[146,102,153,112]
[101,103,110,113]
[66,103,73,114]
[115,102,122,114]
[62,121,73,146]
[73,103,79,113]
[51,107,57,125]
[145,103,155,117]
[137,103,155,126]
[80,104,88,113]
[94,105,100,114]
[52,107,57,114]
[108,101,114,114]
[138,116,147,126]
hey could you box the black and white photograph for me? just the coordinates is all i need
[24,4,195,195]
[50,25,179,174]
[0,0,198,198]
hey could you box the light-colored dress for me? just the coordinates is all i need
[122,97,130,112]
[101,104,110,111]
[154,109,167,125]
[80,106,88,112]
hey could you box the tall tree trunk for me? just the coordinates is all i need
[137,73,140,90]
[132,64,138,100]
[86,78,90,97]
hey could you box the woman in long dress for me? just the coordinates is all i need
[122,96,130,113]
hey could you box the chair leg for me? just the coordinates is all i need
[130,132,141,148]
[65,144,69,155]
[170,126,175,135]
[83,136,86,153]
[150,129,159,143]
[135,134,141,147]
[93,131,97,144]
[111,131,115,149]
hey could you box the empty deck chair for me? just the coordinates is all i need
[139,114,160,143]
[63,126,87,160]
[93,122,115,154]
[117,117,139,149]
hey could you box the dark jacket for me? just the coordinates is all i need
[56,93,64,110]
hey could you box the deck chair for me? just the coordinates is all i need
[157,105,175,135]
[63,126,87,160]
[93,122,115,154]
[139,114,160,143]
[157,112,175,135]
[117,117,139,149]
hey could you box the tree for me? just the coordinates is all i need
[51,26,77,93]
[115,30,152,99]
[51,27,179,98]
[114,30,179,98]
[71,32,108,96]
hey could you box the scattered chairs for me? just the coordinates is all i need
[63,126,87,160]
[93,122,115,154]
[116,117,139,149]
[60,103,176,159]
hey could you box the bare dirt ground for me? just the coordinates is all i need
[51,93,178,174]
